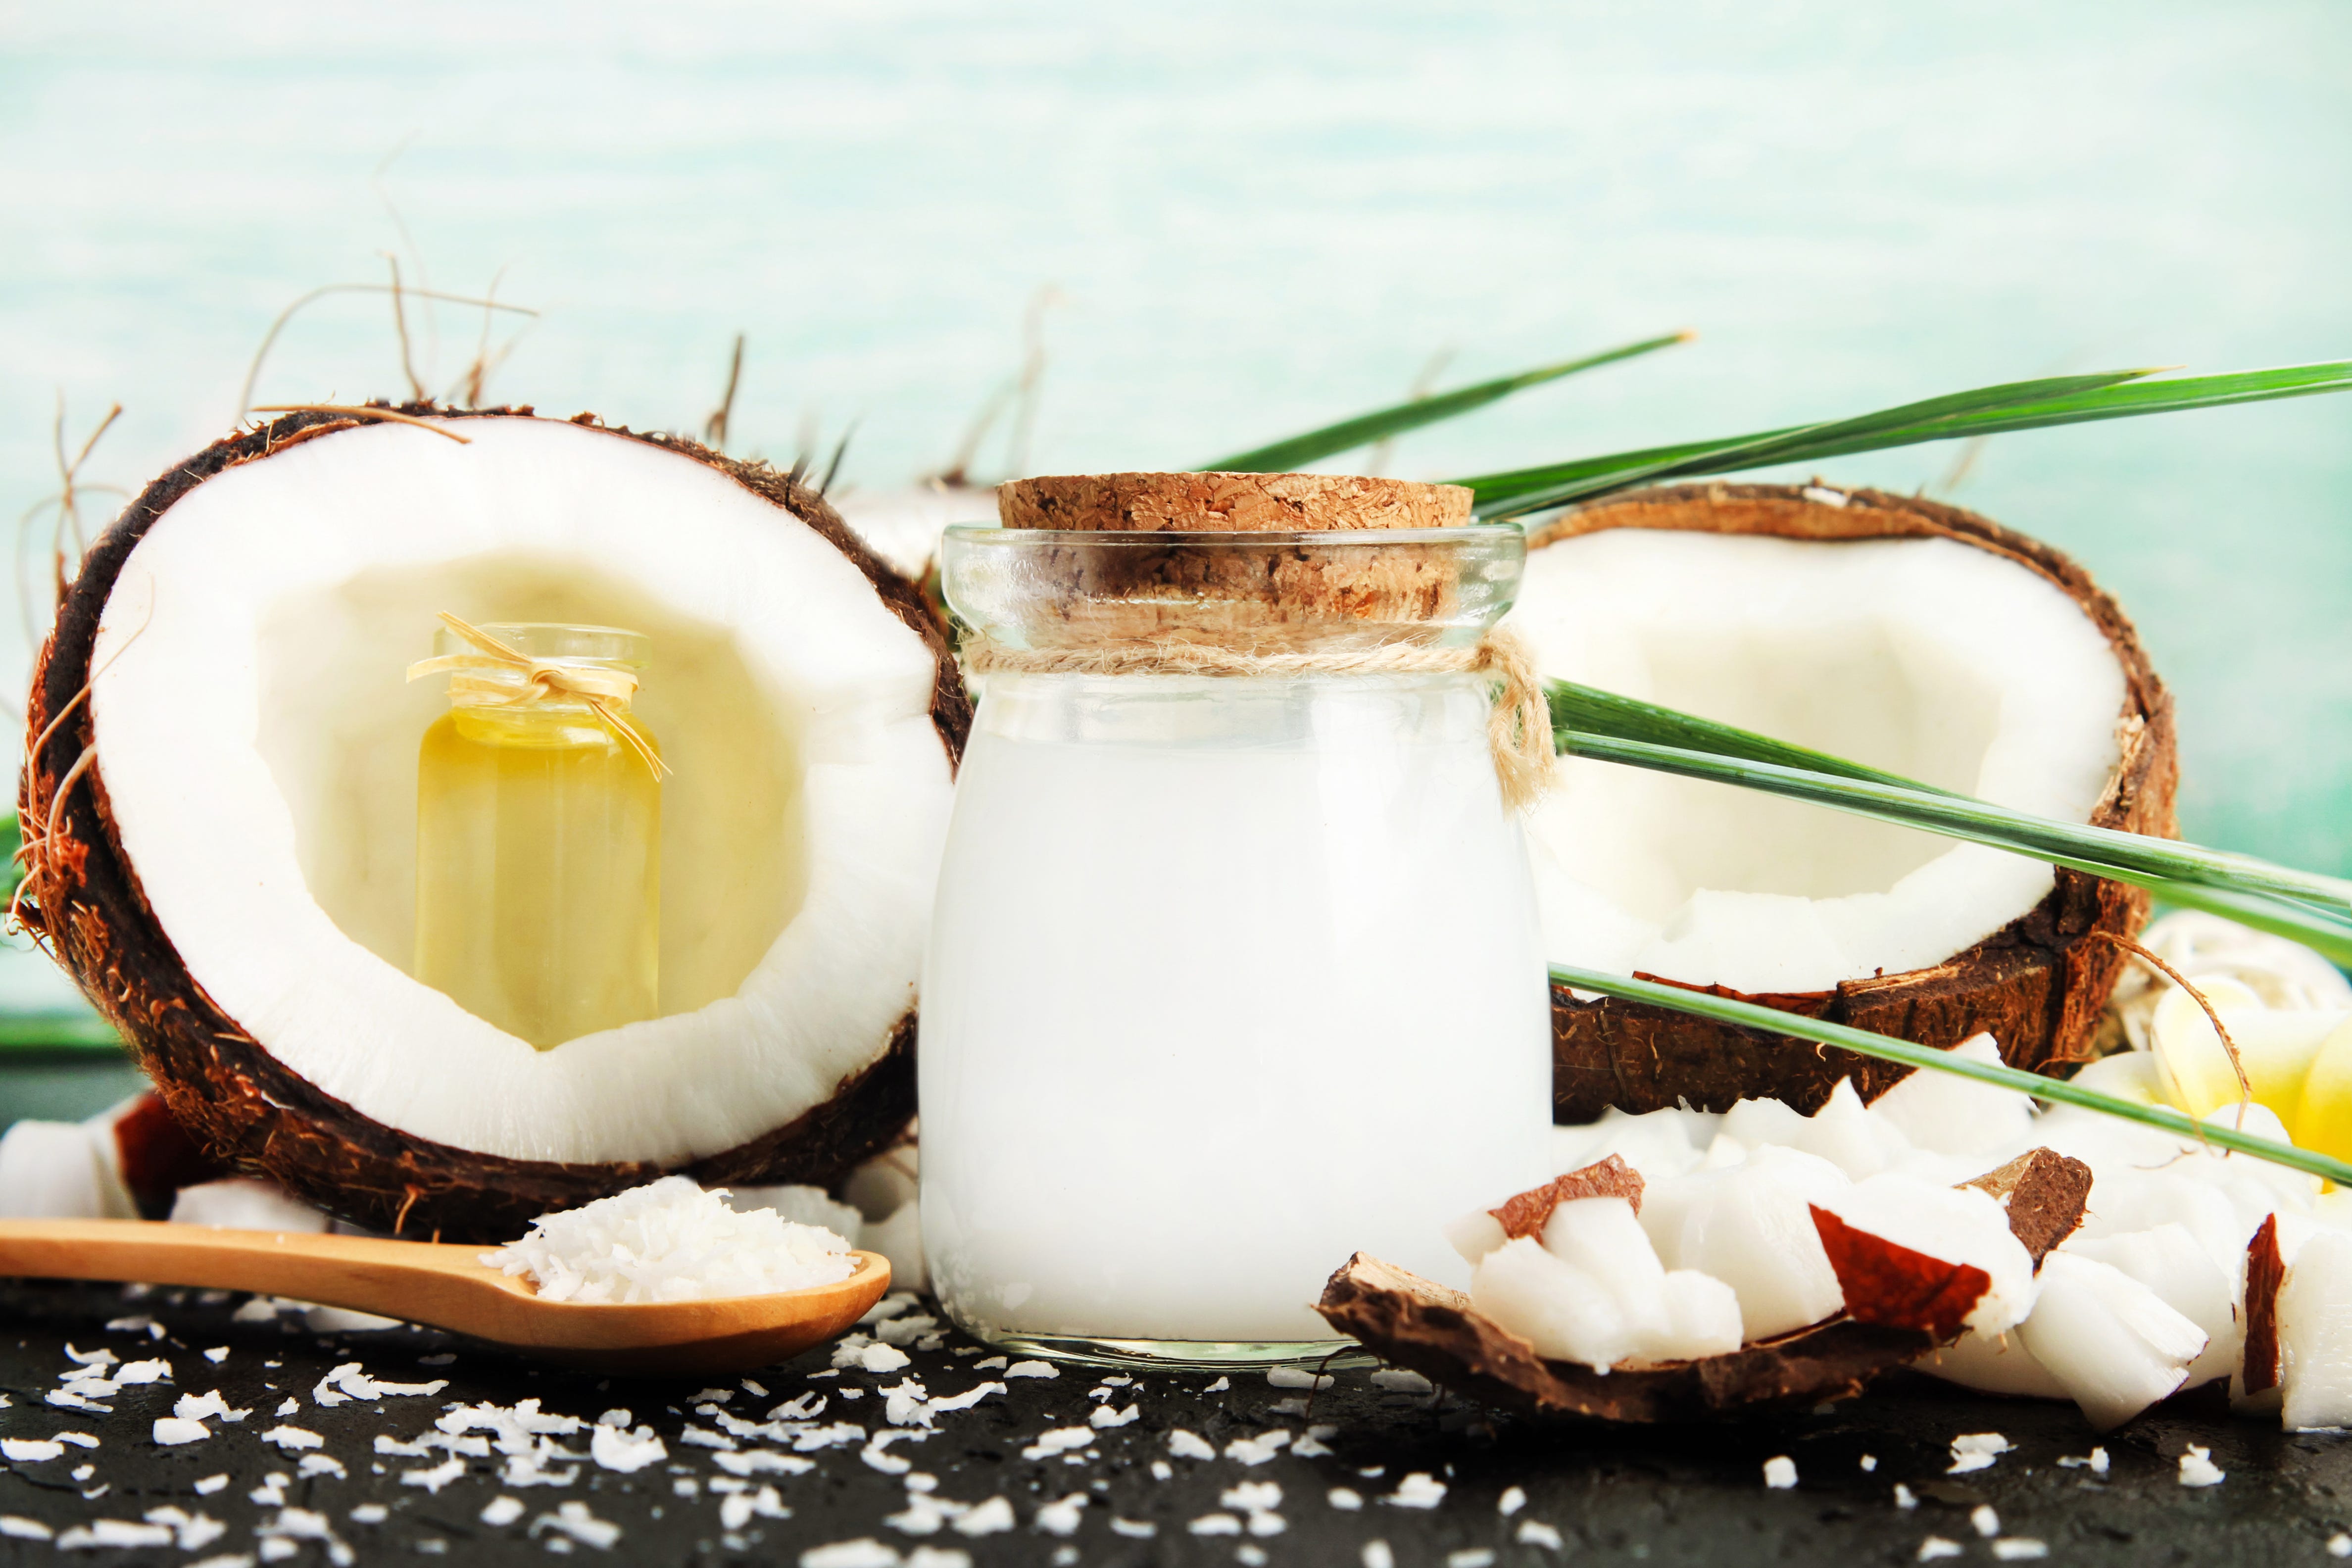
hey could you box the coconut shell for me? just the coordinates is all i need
[2242,1213,2285,1396]
[16,404,969,1242]
[1540,483,2176,1121]
[1962,1147,2093,1264]
[1489,1155,1645,1239]
[1317,1251,1935,1423]
[1322,1147,2090,1423]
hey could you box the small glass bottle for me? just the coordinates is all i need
[920,478,1554,1369]
[413,622,662,1049]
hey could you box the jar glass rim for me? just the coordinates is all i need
[432,621,650,669]
[939,524,1526,652]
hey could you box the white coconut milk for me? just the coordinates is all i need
[920,672,1553,1348]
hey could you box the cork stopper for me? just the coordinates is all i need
[998,472,1473,534]
[974,472,1493,652]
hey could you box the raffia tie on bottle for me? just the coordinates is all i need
[406,612,672,779]
[960,625,1557,811]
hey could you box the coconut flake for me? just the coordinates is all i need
[1763,1456,1797,1489]
[482,1177,853,1303]
[152,1417,211,1446]
[2179,1445,2225,1487]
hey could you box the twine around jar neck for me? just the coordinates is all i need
[406,612,671,780]
[960,626,1557,810]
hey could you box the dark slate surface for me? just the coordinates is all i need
[2,1277,2348,1566]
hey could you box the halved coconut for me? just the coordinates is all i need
[17,405,969,1240]
[1511,483,2175,1118]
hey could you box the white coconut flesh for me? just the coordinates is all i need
[85,416,954,1166]
[831,482,996,582]
[1510,529,2129,993]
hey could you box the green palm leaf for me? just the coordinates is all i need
[1550,963,2352,1186]
[1465,360,2352,519]
[1199,331,1692,475]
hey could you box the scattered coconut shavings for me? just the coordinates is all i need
[1492,1155,1647,1239]
[1329,1488,1364,1510]
[250,1472,290,1506]
[1267,1367,1333,1390]
[299,1453,347,1478]
[1517,1521,1565,1549]
[1371,1369,1433,1394]
[482,1176,854,1303]
[1189,1514,1243,1536]
[1089,1403,1139,1428]
[1894,1485,1918,1510]
[203,1347,229,1364]
[589,1424,666,1472]
[258,1505,355,1568]
[532,1500,622,1550]
[1021,1427,1094,1460]
[401,1455,468,1493]
[1035,1494,1088,1535]
[1949,1432,2012,1473]
[1861,1455,1878,1472]
[2180,1445,2226,1487]
[57,1519,174,1550]
[274,1397,299,1417]
[112,1357,170,1384]
[1004,1361,1057,1379]
[2,1437,64,1462]
[175,1391,250,1423]
[152,1416,211,1445]
[1763,1456,1798,1488]
[51,1431,98,1448]
[193,1475,228,1495]
[1225,1430,1292,1466]
[715,1449,819,1477]
[2328,1533,2351,1558]
[1918,1540,1962,1563]
[1386,1472,1447,1509]
[802,1542,902,1568]
[1365,1543,1396,1568]
[952,1497,1016,1536]
[312,1362,446,1406]
[2058,1447,2110,1473]
[1970,1504,2001,1537]
[262,1425,323,1450]
[1993,1542,2050,1562]
[1111,1518,1157,1537]
[141,1508,228,1552]
[481,1497,526,1527]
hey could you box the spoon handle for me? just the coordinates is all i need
[0,1218,513,1323]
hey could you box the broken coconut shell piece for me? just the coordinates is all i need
[1317,1251,1934,1423]
[2242,1213,2285,1397]
[1489,1155,1645,1240]
[1963,1147,2094,1265]
[1322,1146,2091,1422]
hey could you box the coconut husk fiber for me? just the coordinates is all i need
[1540,483,2176,1123]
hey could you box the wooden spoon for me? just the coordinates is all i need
[0,1219,890,1377]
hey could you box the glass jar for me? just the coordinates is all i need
[413,622,663,1049]
[920,525,1554,1368]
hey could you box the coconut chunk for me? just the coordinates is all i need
[1914,1328,2067,1399]
[1468,1198,1741,1371]
[168,1180,329,1233]
[1812,1175,2034,1335]
[2014,1253,2205,1430]
[1641,1147,1849,1340]
[1868,1036,2036,1158]
[2278,1229,2352,1430]
[2062,1225,2240,1388]
[1470,1237,1631,1373]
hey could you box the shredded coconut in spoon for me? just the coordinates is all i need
[482,1177,855,1303]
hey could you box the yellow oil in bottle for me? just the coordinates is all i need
[413,623,661,1049]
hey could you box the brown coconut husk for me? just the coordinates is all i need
[1540,483,2176,1121]
[16,403,969,1241]
[1318,1146,2090,1423]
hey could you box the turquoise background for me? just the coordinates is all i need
[0,1,2347,1070]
